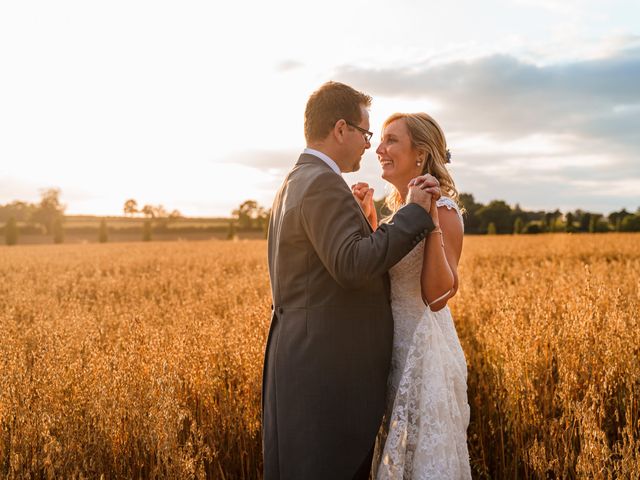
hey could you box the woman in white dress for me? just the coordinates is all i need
[352,112,471,479]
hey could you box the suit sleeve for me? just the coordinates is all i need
[300,171,435,289]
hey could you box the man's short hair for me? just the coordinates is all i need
[304,81,372,143]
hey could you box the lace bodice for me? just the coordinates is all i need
[374,196,471,479]
[387,196,464,386]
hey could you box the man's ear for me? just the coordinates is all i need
[333,119,347,144]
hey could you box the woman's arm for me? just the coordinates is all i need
[420,201,464,311]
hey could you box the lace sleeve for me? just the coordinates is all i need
[436,196,464,231]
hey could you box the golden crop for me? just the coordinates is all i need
[0,234,638,479]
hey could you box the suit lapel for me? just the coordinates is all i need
[296,154,374,233]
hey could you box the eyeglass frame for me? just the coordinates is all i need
[345,121,373,143]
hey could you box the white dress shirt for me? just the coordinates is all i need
[303,148,342,176]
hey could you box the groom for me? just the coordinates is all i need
[263,81,438,479]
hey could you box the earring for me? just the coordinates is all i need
[416,157,422,167]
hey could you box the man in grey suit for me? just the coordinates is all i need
[263,81,438,479]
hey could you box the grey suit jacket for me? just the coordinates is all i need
[262,153,434,480]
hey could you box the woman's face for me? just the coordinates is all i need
[376,118,421,189]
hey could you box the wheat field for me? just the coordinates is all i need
[1,234,638,479]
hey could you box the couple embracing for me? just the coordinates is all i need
[263,81,471,479]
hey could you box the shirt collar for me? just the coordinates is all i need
[303,148,342,176]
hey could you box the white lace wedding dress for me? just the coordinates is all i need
[373,197,471,479]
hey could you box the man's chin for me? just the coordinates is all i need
[345,162,361,173]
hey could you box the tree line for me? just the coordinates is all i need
[2,189,639,246]
[0,190,185,245]
[451,193,640,234]
[228,193,640,237]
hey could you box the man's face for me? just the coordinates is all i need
[343,106,372,172]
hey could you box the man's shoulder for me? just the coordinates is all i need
[288,158,340,189]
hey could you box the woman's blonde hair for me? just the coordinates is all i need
[383,112,463,214]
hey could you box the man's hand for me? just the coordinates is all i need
[351,182,375,218]
[406,185,432,212]
[351,182,378,229]
[409,174,441,202]
[407,174,441,212]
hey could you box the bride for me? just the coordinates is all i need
[352,112,471,479]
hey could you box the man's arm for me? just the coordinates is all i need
[300,171,435,289]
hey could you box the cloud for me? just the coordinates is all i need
[219,148,301,172]
[333,37,640,213]
[336,39,640,143]
[276,60,304,72]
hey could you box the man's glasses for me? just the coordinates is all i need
[346,122,373,143]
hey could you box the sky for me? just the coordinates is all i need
[1,0,638,217]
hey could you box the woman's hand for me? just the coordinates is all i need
[351,182,378,229]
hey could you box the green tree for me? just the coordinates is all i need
[476,200,512,234]
[523,221,543,234]
[513,217,524,234]
[142,220,152,241]
[5,216,18,245]
[565,212,575,233]
[459,193,482,234]
[621,214,640,232]
[588,214,606,233]
[98,219,108,243]
[487,222,497,235]
[608,209,631,231]
[579,211,592,232]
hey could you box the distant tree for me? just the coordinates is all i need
[5,216,18,245]
[0,201,37,223]
[476,200,512,234]
[258,208,271,238]
[233,200,259,229]
[141,205,153,218]
[98,219,108,243]
[169,209,182,219]
[487,222,497,235]
[142,220,152,241]
[140,204,168,219]
[565,212,575,233]
[579,212,593,232]
[31,188,66,234]
[523,222,543,234]
[543,210,562,233]
[124,199,138,216]
[608,209,631,231]
[621,214,640,232]
[513,217,524,234]
[227,220,237,240]
[52,217,65,244]
[459,193,482,234]
[232,200,270,230]
[588,214,608,233]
